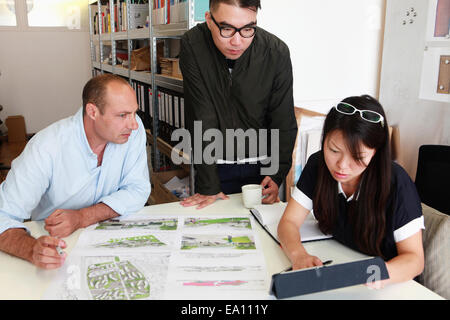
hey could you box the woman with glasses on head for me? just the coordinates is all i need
[278,95,424,287]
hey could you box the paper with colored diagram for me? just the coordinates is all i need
[43,215,269,300]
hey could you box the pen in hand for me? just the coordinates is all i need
[56,246,64,256]
[54,236,65,257]
[282,259,333,273]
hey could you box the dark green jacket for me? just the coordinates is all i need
[180,22,297,195]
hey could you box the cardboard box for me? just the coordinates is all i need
[159,58,182,79]
[151,169,189,204]
[130,46,150,71]
[5,115,27,143]
[171,58,182,78]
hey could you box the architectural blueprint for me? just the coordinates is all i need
[43,215,268,300]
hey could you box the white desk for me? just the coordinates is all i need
[0,194,443,300]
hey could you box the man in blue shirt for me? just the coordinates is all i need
[0,74,151,269]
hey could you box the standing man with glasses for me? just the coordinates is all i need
[179,0,297,209]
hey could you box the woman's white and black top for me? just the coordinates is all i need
[292,151,424,260]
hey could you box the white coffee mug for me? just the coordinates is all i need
[241,184,262,209]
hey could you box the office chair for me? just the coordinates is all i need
[416,145,450,298]
[415,144,450,215]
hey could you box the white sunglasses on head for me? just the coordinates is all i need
[334,102,384,127]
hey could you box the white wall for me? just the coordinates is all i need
[379,0,450,178]
[0,2,91,134]
[0,31,91,134]
[258,0,386,113]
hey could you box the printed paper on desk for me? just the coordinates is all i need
[251,203,332,243]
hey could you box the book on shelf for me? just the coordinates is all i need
[131,80,153,131]
[129,3,149,29]
[121,1,127,31]
[91,2,149,33]
[91,4,108,34]
[89,0,207,28]
[155,87,185,146]
[250,202,332,244]
[152,0,191,25]
[148,87,154,131]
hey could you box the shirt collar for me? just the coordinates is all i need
[75,107,98,158]
[337,182,360,202]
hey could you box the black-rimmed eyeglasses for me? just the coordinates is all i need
[210,13,257,38]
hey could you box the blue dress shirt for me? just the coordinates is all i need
[0,108,151,235]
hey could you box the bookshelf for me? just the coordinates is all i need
[88,0,208,203]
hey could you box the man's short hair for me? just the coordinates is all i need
[82,74,129,115]
[209,0,261,12]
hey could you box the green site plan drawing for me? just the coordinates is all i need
[95,218,177,231]
[94,234,166,249]
[184,217,252,229]
[87,257,150,300]
[181,235,256,250]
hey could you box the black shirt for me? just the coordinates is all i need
[292,151,424,260]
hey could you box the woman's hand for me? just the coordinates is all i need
[291,252,324,270]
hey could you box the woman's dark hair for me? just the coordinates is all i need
[314,95,391,258]
[209,0,261,12]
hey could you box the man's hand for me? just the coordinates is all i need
[45,204,119,238]
[30,236,67,269]
[261,176,280,204]
[0,228,66,269]
[44,209,82,238]
[180,192,229,209]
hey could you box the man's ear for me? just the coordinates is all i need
[85,103,98,120]
[205,11,212,30]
